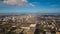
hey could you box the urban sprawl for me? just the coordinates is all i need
[0,14,60,34]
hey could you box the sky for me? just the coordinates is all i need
[0,0,60,14]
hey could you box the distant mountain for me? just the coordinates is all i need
[0,13,60,15]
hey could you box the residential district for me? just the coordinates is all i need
[0,14,60,34]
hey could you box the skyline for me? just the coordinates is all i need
[0,0,60,14]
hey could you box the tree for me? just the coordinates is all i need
[2,23,12,34]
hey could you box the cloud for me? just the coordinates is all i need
[3,0,27,6]
[1,0,35,7]
[29,3,35,7]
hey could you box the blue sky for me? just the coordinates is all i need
[0,0,60,14]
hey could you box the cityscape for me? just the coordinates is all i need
[0,14,60,34]
[0,0,60,34]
